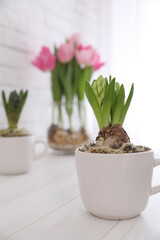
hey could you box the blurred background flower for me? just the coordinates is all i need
[31,47,56,71]
[31,34,104,151]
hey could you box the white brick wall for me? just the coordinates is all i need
[0,0,108,138]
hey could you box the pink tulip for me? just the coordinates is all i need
[93,54,105,71]
[77,44,91,51]
[75,45,95,65]
[76,45,105,70]
[32,46,56,71]
[57,43,74,63]
[68,34,82,47]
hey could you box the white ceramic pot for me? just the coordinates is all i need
[75,150,160,220]
[0,135,47,175]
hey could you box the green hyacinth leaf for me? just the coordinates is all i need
[119,83,134,125]
[2,91,8,114]
[101,78,115,129]
[111,84,125,126]
[85,80,101,129]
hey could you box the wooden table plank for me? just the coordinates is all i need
[0,153,76,205]
[102,194,160,240]
[7,197,119,240]
[0,173,79,239]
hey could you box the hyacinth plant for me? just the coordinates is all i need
[32,34,104,129]
[85,75,134,130]
[0,90,28,137]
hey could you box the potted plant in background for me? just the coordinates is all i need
[32,34,105,152]
[75,75,160,220]
[0,90,47,174]
[0,90,28,137]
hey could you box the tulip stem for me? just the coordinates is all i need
[69,116,72,130]
[57,102,63,128]
[65,101,73,130]
[78,101,85,128]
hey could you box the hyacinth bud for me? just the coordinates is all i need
[10,91,20,109]
[116,82,120,94]
[91,75,107,107]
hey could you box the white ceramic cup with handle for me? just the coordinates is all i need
[75,150,160,220]
[0,135,48,175]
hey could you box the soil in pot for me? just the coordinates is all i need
[0,128,29,137]
[48,124,89,151]
[80,124,150,154]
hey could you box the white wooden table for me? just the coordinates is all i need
[1,152,160,240]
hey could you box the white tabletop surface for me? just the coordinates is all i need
[1,151,160,240]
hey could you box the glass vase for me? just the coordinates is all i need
[48,101,89,153]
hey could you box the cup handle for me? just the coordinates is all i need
[151,158,160,195]
[33,139,48,160]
